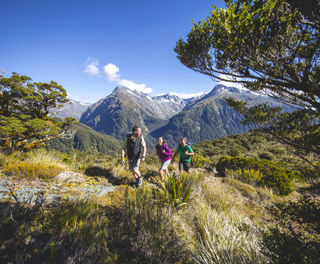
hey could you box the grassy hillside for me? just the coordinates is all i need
[0,132,319,263]
[46,123,121,154]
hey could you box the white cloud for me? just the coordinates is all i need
[167,91,206,99]
[84,59,100,76]
[103,63,152,94]
[104,63,120,82]
[119,79,152,94]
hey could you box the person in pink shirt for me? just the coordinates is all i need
[155,136,172,181]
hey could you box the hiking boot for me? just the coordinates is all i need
[136,177,143,188]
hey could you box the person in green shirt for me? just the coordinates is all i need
[172,137,194,174]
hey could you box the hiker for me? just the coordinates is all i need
[121,126,146,187]
[172,137,194,174]
[155,136,172,181]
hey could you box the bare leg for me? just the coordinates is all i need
[159,169,164,181]
[165,168,169,179]
[133,168,141,179]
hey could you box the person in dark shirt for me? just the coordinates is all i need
[121,126,146,187]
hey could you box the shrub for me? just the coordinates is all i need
[258,152,274,161]
[216,156,299,195]
[263,195,320,264]
[192,154,213,169]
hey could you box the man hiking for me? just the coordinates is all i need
[172,137,194,174]
[121,126,146,187]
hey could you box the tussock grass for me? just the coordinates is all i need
[3,161,63,180]
[193,202,267,264]
[1,149,67,180]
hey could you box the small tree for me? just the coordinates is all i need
[175,0,320,167]
[0,72,76,153]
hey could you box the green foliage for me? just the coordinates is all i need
[46,123,121,154]
[175,0,320,169]
[191,154,213,169]
[263,194,320,263]
[155,173,193,208]
[226,99,320,166]
[175,0,320,112]
[216,156,299,195]
[0,72,76,153]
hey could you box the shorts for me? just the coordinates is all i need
[160,159,171,170]
[179,160,191,172]
[128,159,141,171]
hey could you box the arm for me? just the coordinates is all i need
[185,146,194,156]
[121,139,127,165]
[121,148,126,165]
[141,146,147,162]
[164,145,172,156]
[172,150,178,161]
[141,137,147,162]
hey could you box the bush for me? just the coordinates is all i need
[216,156,299,195]
[192,154,213,169]
[258,152,274,161]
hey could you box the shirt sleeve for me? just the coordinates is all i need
[187,145,194,153]
[141,136,146,149]
[165,145,172,156]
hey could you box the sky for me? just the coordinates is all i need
[1,0,227,103]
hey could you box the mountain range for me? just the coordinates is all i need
[48,84,287,152]
[50,99,91,120]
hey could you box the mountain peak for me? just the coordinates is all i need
[112,86,130,94]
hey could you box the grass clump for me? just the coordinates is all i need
[106,186,193,263]
[3,161,63,180]
[0,198,116,264]
[154,173,193,208]
[193,203,267,264]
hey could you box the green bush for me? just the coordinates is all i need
[192,154,213,169]
[258,152,274,161]
[216,156,300,195]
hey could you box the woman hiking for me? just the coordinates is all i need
[155,136,172,181]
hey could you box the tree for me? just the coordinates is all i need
[0,72,76,153]
[175,0,320,166]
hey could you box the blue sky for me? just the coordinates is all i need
[1,0,226,103]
